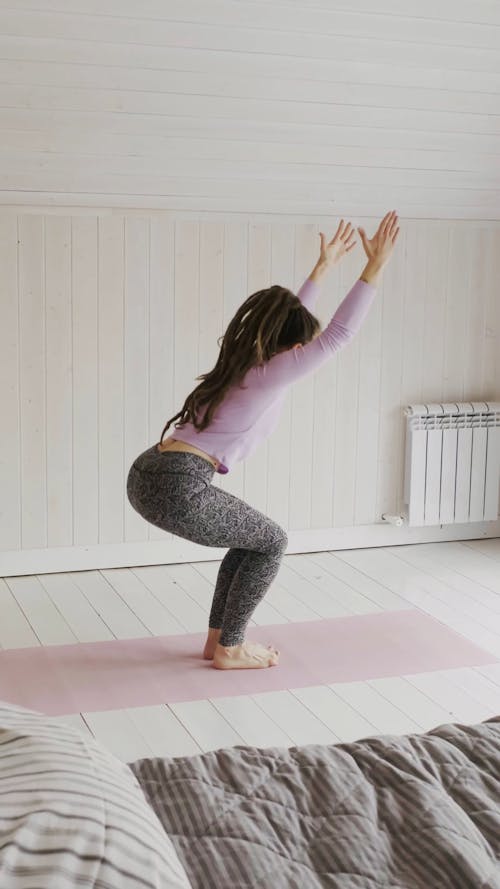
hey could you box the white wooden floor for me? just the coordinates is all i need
[2,539,500,763]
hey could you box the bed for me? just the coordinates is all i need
[131,715,500,889]
[1,701,499,888]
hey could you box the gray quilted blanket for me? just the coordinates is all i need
[130,716,500,889]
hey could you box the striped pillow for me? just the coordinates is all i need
[0,701,192,889]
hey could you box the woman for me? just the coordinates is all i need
[127,211,400,670]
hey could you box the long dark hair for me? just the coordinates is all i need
[159,284,321,439]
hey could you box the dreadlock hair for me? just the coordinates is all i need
[159,284,322,441]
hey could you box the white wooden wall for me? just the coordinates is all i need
[1,0,500,573]
[0,0,499,218]
[1,211,500,575]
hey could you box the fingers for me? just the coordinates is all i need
[321,214,399,256]
[385,216,399,247]
[342,221,352,240]
[375,211,391,237]
[330,219,345,243]
[382,210,397,236]
[357,226,369,250]
[343,228,356,252]
[388,215,399,238]
[329,219,354,244]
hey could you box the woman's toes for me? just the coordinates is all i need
[212,640,280,670]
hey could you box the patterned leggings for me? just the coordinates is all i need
[126,446,288,646]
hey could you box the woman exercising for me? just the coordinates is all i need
[127,211,400,670]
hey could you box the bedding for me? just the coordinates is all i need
[130,715,500,889]
[1,699,498,889]
[0,701,192,889]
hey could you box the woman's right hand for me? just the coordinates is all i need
[357,211,400,267]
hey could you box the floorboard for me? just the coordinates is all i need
[1,542,499,761]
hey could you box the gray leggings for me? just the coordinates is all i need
[126,446,288,646]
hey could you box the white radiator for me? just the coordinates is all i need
[403,402,500,527]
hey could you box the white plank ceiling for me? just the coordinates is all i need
[0,0,499,218]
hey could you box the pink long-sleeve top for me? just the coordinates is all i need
[167,276,376,473]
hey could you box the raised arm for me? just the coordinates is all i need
[251,211,400,388]
[295,219,357,312]
[253,277,376,387]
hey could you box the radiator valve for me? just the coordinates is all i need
[381,513,404,526]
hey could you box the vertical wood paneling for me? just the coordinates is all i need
[481,229,500,399]
[492,234,500,401]
[332,249,361,527]
[221,222,247,501]
[45,216,72,547]
[420,227,449,403]
[289,223,318,531]
[465,230,489,399]
[267,223,295,527]
[0,215,20,550]
[98,216,125,544]
[310,250,339,530]
[443,227,472,402]
[148,218,175,542]
[244,223,271,514]
[72,217,99,546]
[198,222,224,396]
[401,225,427,404]
[149,219,175,438]
[2,212,500,559]
[490,239,500,518]
[173,221,200,411]
[354,258,383,526]
[18,216,46,549]
[376,227,406,517]
[393,224,427,513]
[197,221,225,493]
[124,217,149,542]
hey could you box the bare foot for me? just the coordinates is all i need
[212,640,280,670]
[203,628,222,660]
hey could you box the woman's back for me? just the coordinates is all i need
[171,276,376,473]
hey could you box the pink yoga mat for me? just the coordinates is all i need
[0,610,497,716]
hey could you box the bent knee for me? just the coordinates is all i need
[260,523,288,555]
[276,527,288,553]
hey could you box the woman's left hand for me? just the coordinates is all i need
[318,220,357,268]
